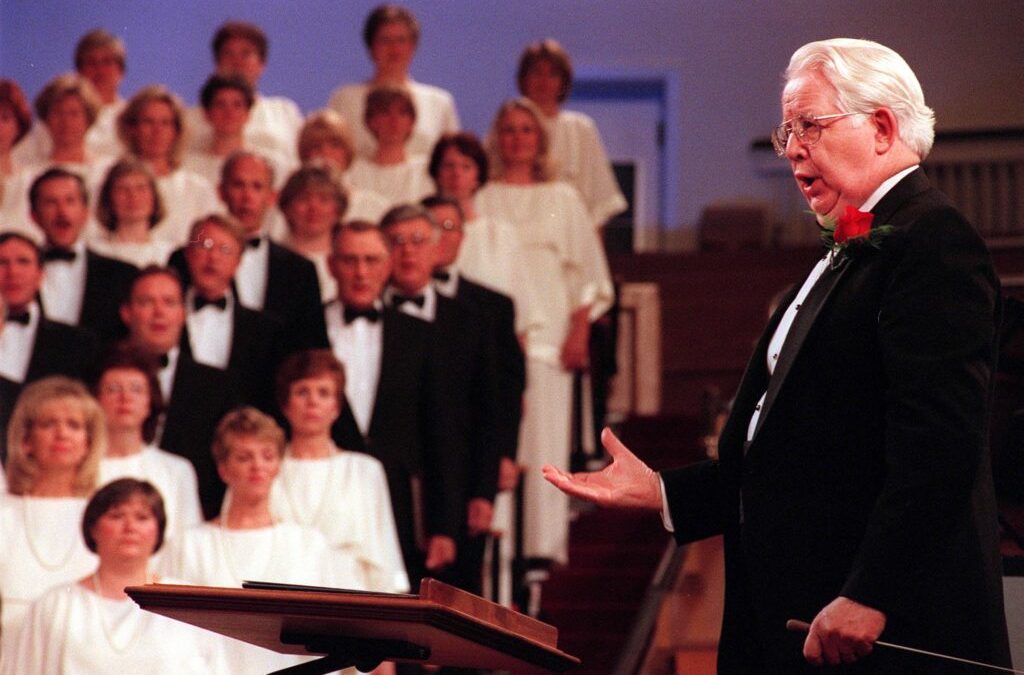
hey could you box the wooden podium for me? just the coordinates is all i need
[127,578,580,674]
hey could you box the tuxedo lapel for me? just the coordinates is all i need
[367,313,397,440]
[869,167,930,226]
[749,257,852,442]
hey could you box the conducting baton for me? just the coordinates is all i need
[786,619,1022,674]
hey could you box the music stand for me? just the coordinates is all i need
[127,577,580,674]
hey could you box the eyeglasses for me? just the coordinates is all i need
[438,219,462,233]
[190,237,239,257]
[771,111,869,156]
[387,232,434,248]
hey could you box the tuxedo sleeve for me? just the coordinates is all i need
[661,459,730,544]
[839,205,998,617]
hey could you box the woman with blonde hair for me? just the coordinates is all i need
[160,406,362,673]
[475,98,613,600]
[0,377,103,639]
[118,85,219,245]
[89,158,173,266]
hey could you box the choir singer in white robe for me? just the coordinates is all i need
[271,349,409,593]
[0,377,101,644]
[475,98,613,580]
[1,478,226,674]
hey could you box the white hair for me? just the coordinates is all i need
[786,38,935,159]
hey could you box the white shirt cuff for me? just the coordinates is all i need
[659,475,675,532]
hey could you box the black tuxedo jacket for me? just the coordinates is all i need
[327,305,450,575]
[452,275,524,466]
[224,302,285,414]
[662,170,1011,673]
[169,241,328,352]
[157,334,238,520]
[79,250,137,346]
[0,318,96,461]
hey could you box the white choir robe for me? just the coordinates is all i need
[327,80,459,159]
[10,99,125,168]
[182,136,295,192]
[345,156,434,211]
[88,234,175,268]
[0,495,97,642]
[475,180,613,563]
[152,169,221,245]
[271,450,409,593]
[185,94,303,166]
[545,109,628,227]
[1,580,227,675]
[99,445,204,544]
[159,521,365,674]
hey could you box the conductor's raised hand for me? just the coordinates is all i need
[542,427,662,510]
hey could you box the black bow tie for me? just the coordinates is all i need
[6,311,30,326]
[43,247,77,263]
[193,296,228,311]
[343,305,381,324]
[246,238,262,249]
[392,294,425,308]
[432,269,451,282]
[157,353,170,369]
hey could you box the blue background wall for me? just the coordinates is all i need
[3,0,1022,236]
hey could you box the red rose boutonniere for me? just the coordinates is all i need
[819,205,894,268]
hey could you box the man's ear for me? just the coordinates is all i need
[872,107,899,155]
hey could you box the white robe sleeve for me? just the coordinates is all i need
[558,184,614,319]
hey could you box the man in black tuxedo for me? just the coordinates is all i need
[422,196,524,591]
[545,39,1010,673]
[29,167,136,345]
[168,151,327,352]
[0,232,96,459]
[119,266,235,518]
[181,213,282,414]
[323,219,452,584]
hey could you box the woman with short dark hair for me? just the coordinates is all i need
[0,78,35,232]
[2,478,226,674]
[327,4,459,159]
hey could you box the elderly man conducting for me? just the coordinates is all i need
[545,38,1011,674]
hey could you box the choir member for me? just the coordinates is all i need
[30,167,137,343]
[94,350,202,544]
[324,220,448,583]
[1,479,226,674]
[327,4,459,158]
[0,80,34,233]
[427,132,536,328]
[277,163,349,303]
[117,86,220,245]
[160,406,362,674]
[118,266,235,519]
[380,204,500,594]
[475,98,613,575]
[0,377,102,641]
[11,30,127,168]
[182,74,291,190]
[345,86,435,209]
[0,232,96,461]
[517,39,627,228]
[89,159,174,267]
[271,349,408,593]
[186,21,303,166]
[180,213,282,413]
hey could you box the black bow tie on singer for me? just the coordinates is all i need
[42,247,77,262]
[343,306,381,324]
[392,294,425,308]
[432,269,451,282]
[5,311,30,325]
[193,296,228,311]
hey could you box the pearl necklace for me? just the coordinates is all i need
[279,445,340,529]
[89,571,152,655]
[21,497,79,571]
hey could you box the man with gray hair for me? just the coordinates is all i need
[545,38,1010,673]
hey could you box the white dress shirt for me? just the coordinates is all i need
[0,302,40,383]
[325,300,382,436]
[40,239,87,325]
[157,345,181,403]
[234,235,270,311]
[433,266,460,299]
[185,288,234,370]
